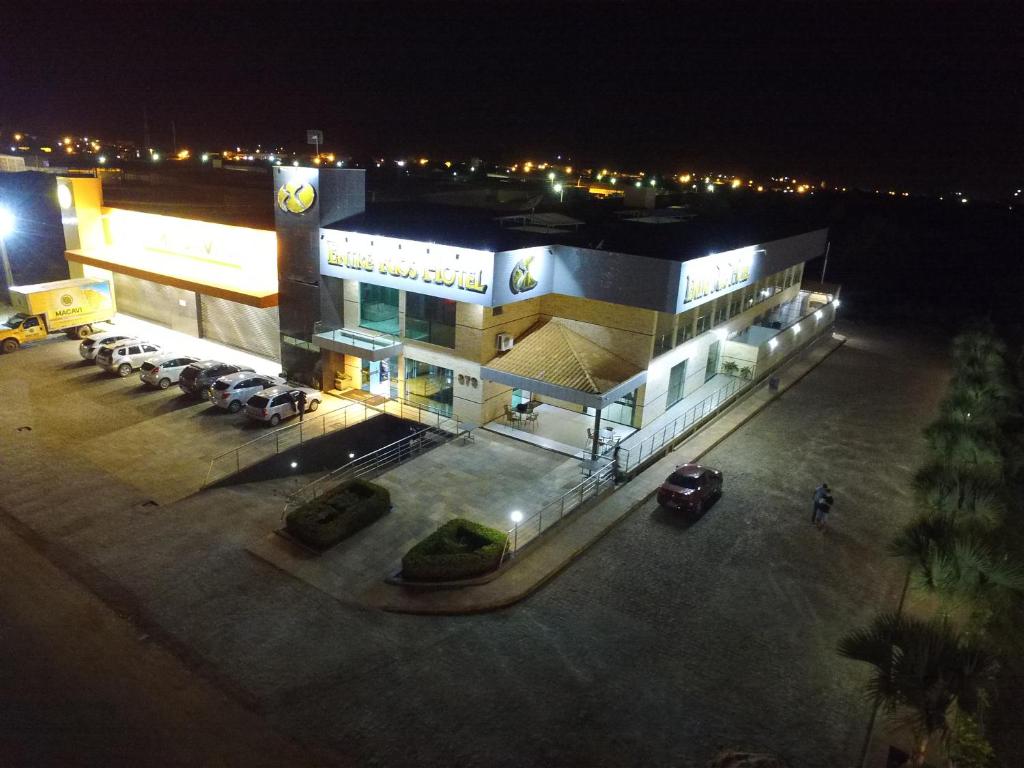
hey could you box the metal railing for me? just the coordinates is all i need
[282,425,460,518]
[203,400,376,487]
[616,376,745,473]
[615,300,837,476]
[203,393,461,488]
[311,321,401,351]
[506,462,617,554]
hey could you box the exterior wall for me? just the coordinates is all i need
[640,281,801,427]
[755,299,836,370]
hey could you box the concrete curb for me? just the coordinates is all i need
[367,332,848,615]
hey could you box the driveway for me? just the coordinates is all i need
[0,321,948,767]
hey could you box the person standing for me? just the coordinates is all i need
[814,487,834,531]
[295,390,307,422]
[812,482,830,523]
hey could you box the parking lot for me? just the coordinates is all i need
[0,311,344,503]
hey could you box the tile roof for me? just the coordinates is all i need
[487,319,642,394]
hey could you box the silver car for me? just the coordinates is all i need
[79,331,132,361]
[96,339,163,377]
[244,384,322,426]
[209,372,285,413]
[140,354,201,389]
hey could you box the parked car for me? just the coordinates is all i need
[79,331,132,361]
[95,339,163,377]
[178,360,255,398]
[244,384,322,426]
[209,372,286,412]
[139,354,201,389]
[656,463,723,513]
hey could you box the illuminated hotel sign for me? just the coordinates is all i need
[678,246,760,309]
[321,230,494,304]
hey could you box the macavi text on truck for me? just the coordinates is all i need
[1,278,116,353]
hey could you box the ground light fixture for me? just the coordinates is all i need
[510,510,524,553]
[290,461,298,469]
[348,452,355,459]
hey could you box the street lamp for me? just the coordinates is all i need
[0,206,15,293]
[510,510,523,553]
[553,182,564,203]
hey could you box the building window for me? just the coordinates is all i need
[359,284,399,334]
[404,358,453,416]
[405,293,456,348]
[653,311,675,358]
[666,359,688,407]
[695,311,710,335]
[676,311,694,345]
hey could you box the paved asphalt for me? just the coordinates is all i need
[0,321,949,767]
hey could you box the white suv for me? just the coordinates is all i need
[96,339,163,377]
[244,384,322,426]
[209,372,286,412]
[79,331,132,361]
[140,354,201,389]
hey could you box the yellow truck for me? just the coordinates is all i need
[2,278,116,353]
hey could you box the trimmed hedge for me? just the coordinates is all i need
[285,479,391,550]
[402,518,508,582]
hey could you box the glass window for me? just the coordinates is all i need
[653,312,675,358]
[405,293,456,349]
[128,346,141,355]
[359,283,399,335]
[404,358,453,416]
[695,312,710,335]
[23,316,39,328]
[667,359,688,407]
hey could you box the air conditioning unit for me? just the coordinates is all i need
[496,332,514,352]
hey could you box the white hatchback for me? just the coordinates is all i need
[140,354,201,389]
[244,384,322,426]
[79,331,133,361]
[209,372,286,413]
[96,339,163,377]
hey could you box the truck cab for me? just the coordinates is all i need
[1,313,49,351]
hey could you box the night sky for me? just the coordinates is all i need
[2,2,1021,196]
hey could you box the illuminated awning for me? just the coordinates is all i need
[66,248,278,308]
[64,207,279,308]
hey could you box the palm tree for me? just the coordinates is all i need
[838,613,998,767]
[921,419,1004,516]
[889,514,1024,616]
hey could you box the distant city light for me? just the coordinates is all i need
[706,183,715,192]
[609,177,617,185]
[678,173,691,183]
[649,178,657,187]
[292,160,299,167]
[635,181,642,188]
[97,155,106,165]
[396,159,406,167]
[151,152,160,161]
[731,179,742,189]
[553,183,563,193]
[548,171,556,182]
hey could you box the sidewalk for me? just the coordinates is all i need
[363,331,847,614]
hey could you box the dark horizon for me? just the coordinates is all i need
[2,2,1021,196]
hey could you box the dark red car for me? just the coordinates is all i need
[656,463,723,512]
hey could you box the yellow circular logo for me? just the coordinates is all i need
[60,293,74,306]
[277,182,317,215]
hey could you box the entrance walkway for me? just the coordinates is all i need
[247,430,582,600]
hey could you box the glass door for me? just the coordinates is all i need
[705,340,721,382]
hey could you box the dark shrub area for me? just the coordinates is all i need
[402,518,508,582]
[285,479,391,550]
